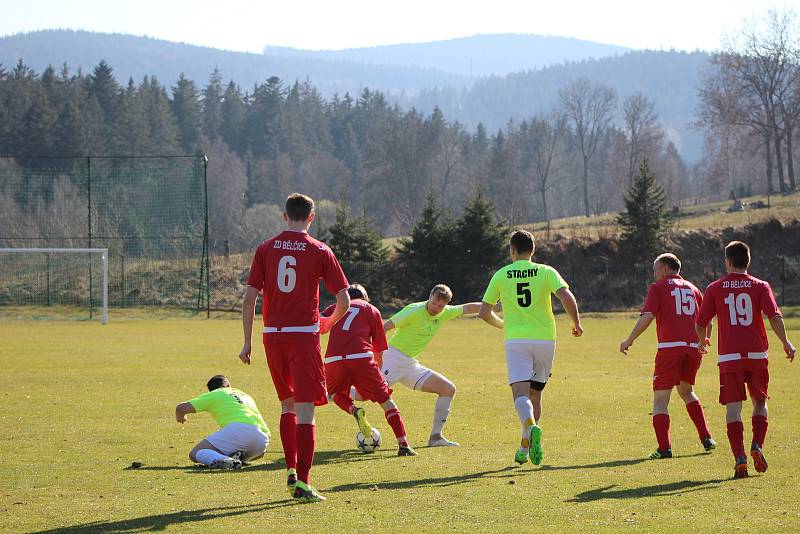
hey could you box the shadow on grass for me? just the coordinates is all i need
[31,500,296,534]
[128,448,390,473]
[537,451,709,472]
[327,465,519,492]
[567,478,730,503]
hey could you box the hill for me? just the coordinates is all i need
[264,33,631,77]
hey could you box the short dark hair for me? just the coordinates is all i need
[347,283,369,301]
[725,241,750,269]
[285,193,314,222]
[207,375,230,391]
[655,253,681,273]
[510,230,535,254]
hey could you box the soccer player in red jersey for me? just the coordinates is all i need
[239,193,351,503]
[321,283,417,457]
[620,253,716,459]
[696,241,796,479]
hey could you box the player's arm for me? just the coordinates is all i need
[619,313,654,354]
[239,285,259,365]
[555,287,583,337]
[767,315,796,362]
[383,319,395,333]
[694,321,712,351]
[478,301,504,329]
[320,288,350,334]
[460,302,483,315]
[175,401,196,424]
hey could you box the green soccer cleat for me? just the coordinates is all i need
[751,445,768,473]
[514,449,529,465]
[286,468,297,497]
[648,448,673,460]
[292,480,326,503]
[398,445,418,457]
[529,425,543,465]
[702,437,717,452]
[353,407,372,437]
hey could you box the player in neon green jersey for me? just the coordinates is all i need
[175,375,270,470]
[352,284,482,447]
[479,230,583,465]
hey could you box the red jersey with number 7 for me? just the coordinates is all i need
[246,230,349,338]
[696,273,781,371]
[322,299,388,357]
[641,274,703,347]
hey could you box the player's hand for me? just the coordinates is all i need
[176,413,187,424]
[699,337,711,352]
[785,342,796,362]
[319,315,334,334]
[572,323,583,337]
[620,339,632,355]
[239,343,252,365]
[699,344,708,355]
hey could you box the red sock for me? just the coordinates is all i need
[652,413,671,451]
[685,400,711,440]
[385,408,408,447]
[296,424,316,484]
[727,421,746,459]
[279,412,297,470]
[752,415,768,449]
[332,392,356,414]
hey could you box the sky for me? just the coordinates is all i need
[0,0,798,53]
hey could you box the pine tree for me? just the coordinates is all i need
[171,73,202,153]
[616,158,672,263]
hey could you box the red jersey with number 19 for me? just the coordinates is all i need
[247,230,348,339]
[322,299,388,357]
[641,274,703,347]
[696,273,781,371]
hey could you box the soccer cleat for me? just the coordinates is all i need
[208,457,242,470]
[529,425,543,465]
[428,436,460,447]
[514,449,529,465]
[229,450,250,466]
[734,457,749,479]
[648,448,673,460]
[353,407,372,437]
[398,445,418,456]
[292,480,326,503]
[702,437,717,452]
[286,468,297,497]
[751,445,768,473]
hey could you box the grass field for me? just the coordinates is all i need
[2,313,799,533]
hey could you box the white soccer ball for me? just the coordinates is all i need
[356,427,382,453]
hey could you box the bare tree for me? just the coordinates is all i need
[623,93,663,184]
[559,78,617,216]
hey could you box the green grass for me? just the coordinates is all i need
[1,313,799,533]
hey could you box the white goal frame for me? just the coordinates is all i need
[0,248,109,324]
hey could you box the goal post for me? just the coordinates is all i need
[0,248,109,324]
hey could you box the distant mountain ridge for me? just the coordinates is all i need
[264,33,631,77]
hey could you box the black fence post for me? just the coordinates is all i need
[87,155,93,319]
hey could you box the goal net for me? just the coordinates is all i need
[0,248,108,323]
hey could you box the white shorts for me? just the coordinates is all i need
[206,422,269,461]
[381,346,434,390]
[505,340,556,385]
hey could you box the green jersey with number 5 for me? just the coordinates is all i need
[482,260,568,340]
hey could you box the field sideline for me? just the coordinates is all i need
[1,313,799,533]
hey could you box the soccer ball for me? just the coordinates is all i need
[355,427,382,453]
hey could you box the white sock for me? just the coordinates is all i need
[514,396,535,445]
[350,386,363,402]
[431,396,453,437]
[195,449,227,466]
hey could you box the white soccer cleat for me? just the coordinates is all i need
[428,436,460,447]
[208,457,242,470]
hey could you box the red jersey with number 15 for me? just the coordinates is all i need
[696,273,781,371]
[247,230,349,335]
[641,274,703,346]
[322,299,388,357]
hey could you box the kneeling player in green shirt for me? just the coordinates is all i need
[175,375,270,469]
[479,230,583,466]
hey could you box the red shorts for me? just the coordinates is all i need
[719,368,769,405]
[263,335,327,406]
[652,347,702,390]
[324,357,392,404]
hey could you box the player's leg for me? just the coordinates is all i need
[748,369,770,473]
[264,337,299,489]
[381,398,416,455]
[526,342,554,465]
[650,388,673,459]
[720,370,749,477]
[189,439,237,468]
[417,370,458,446]
[511,380,536,465]
[326,362,373,437]
[677,349,714,450]
[356,358,414,454]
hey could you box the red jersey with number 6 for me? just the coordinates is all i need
[247,230,349,336]
[322,299,388,357]
[641,274,703,346]
[696,273,781,371]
